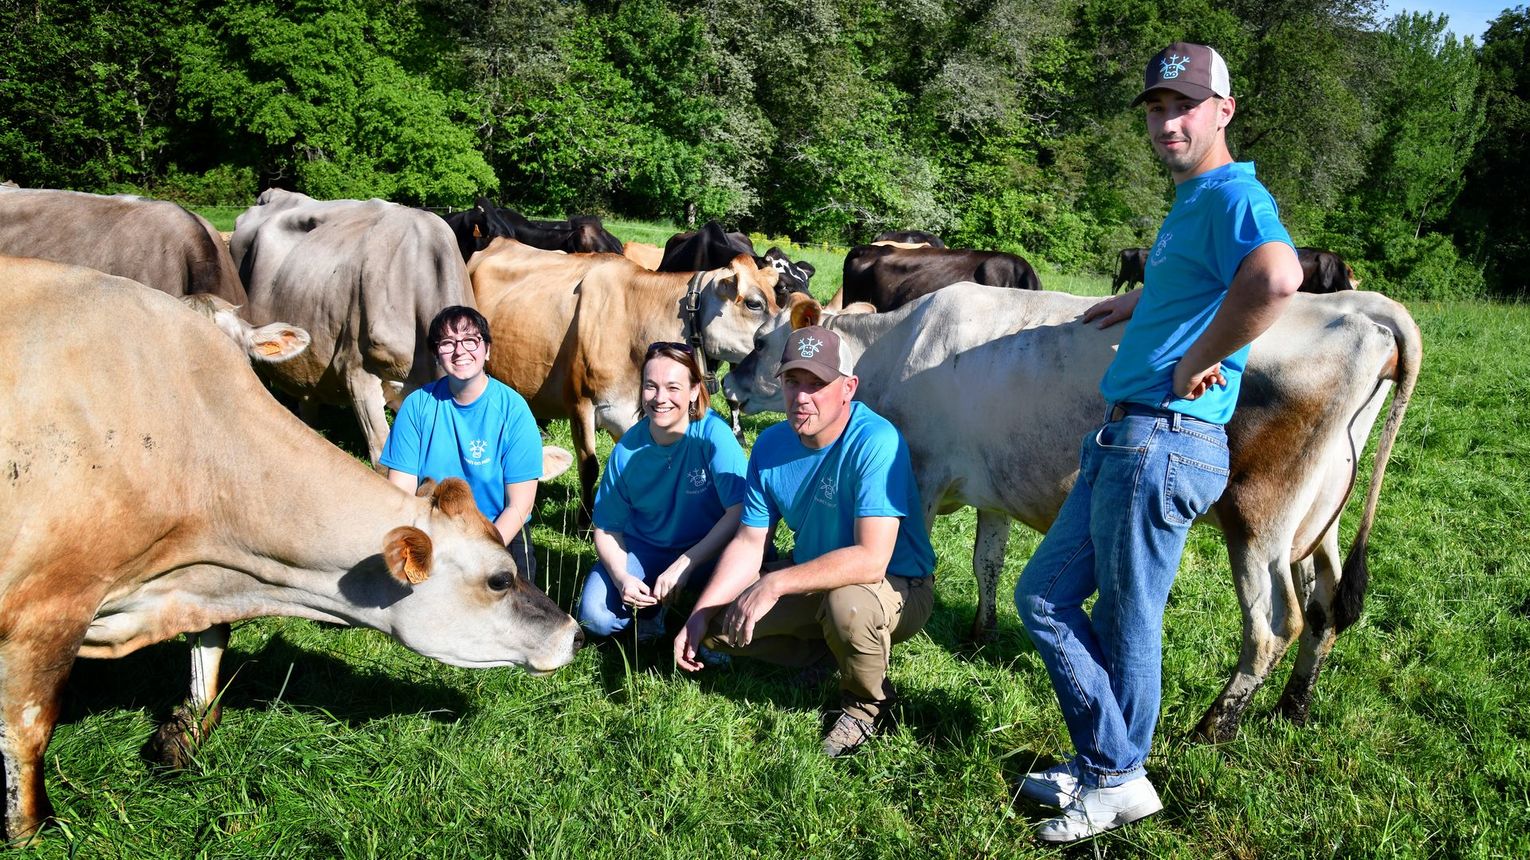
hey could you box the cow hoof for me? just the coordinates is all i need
[1274,694,1313,726]
[144,705,213,770]
[1193,713,1241,745]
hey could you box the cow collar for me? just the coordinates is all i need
[682,272,721,396]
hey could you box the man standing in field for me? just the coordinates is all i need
[674,325,936,757]
[1014,42,1304,841]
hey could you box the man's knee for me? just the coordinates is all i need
[822,585,888,649]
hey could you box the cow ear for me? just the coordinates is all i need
[430,478,478,517]
[384,526,433,585]
[414,478,438,498]
[542,445,574,481]
[796,261,816,278]
[249,322,311,364]
[789,293,822,329]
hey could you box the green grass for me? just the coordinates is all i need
[29,223,1529,857]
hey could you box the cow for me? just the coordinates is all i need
[1112,247,1148,294]
[659,220,815,305]
[1297,247,1361,293]
[0,186,248,309]
[828,243,1042,311]
[0,256,583,841]
[179,294,312,366]
[230,189,474,464]
[442,198,626,260]
[623,241,664,270]
[723,283,1420,743]
[466,237,783,515]
[873,230,947,248]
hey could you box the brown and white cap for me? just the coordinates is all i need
[1131,42,1232,106]
[776,325,855,381]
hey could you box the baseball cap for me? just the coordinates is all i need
[1131,42,1232,106]
[777,325,855,381]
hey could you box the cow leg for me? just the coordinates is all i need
[969,509,1010,642]
[145,623,229,769]
[1195,528,1303,742]
[570,401,600,528]
[0,633,82,841]
[345,370,391,466]
[1275,526,1343,725]
[725,397,746,446]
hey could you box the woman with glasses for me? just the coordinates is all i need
[578,342,747,642]
[379,306,545,583]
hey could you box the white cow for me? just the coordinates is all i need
[724,283,1420,740]
[0,257,582,840]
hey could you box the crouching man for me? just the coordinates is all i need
[673,325,936,756]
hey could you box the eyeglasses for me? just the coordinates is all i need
[436,335,484,355]
[645,341,694,357]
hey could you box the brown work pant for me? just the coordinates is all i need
[703,574,934,722]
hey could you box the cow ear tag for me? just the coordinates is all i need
[384,526,433,585]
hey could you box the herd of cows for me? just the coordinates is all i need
[0,185,1415,841]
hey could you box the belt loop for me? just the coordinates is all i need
[1103,402,1117,424]
[1169,411,1182,431]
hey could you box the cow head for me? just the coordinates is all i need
[380,478,581,674]
[691,255,782,363]
[181,294,311,364]
[760,247,815,305]
[723,294,875,415]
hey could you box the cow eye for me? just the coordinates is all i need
[745,298,764,311]
[487,572,513,592]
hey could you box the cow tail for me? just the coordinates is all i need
[1336,305,1423,633]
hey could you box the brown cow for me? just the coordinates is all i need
[623,241,664,269]
[467,238,782,514]
[0,257,582,840]
[0,186,247,309]
[828,243,1042,311]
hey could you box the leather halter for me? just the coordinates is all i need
[682,271,721,395]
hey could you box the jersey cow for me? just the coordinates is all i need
[231,189,474,464]
[724,283,1419,742]
[466,238,782,515]
[0,186,247,308]
[828,243,1041,311]
[659,220,815,305]
[0,257,581,841]
[1297,247,1361,293]
[873,230,946,248]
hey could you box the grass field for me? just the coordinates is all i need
[20,221,1530,857]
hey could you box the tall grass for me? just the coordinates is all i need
[26,224,1528,858]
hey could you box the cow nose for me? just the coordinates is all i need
[572,627,588,651]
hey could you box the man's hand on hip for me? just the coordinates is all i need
[1173,359,1226,400]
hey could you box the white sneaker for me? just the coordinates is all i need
[1036,776,1163,843]
[1019,758,1080,808]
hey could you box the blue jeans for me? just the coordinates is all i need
[578,543,717,637]
[1015,406,1229,788]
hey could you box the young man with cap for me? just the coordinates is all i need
[673,324,936,757]
[1013,42,1304,841]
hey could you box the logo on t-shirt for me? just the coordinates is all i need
[1150,231,1173,266]
[685,468,708,493]
[816,476,837,505]
[467,438,490,466]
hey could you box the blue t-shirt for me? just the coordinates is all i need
[592,412,748,553]
[742,402,935,579]
[379,377,542,521]
[1100,161,1294,425]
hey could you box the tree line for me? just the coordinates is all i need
[1,0,1525,298]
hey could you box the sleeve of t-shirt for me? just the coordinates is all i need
[853,425,915,519]
[706,417,749,509]
[592,444,631,534]
[1213,183,1295,286]
[740,452,778,529]
[499,393,544,485]
[378,392,424,476]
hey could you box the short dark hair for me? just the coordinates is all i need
[427,306,492,351]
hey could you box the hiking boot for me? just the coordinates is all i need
[1019,758,1080,808]
[1036,776,1163,843]
[791,653,839,687]
[821,711,879,757]
[695,645,732,668]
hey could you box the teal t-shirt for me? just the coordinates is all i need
[741,402,935,579]
[1100,161,1294,425]
[379,377,542,521]
[592,412,748,553]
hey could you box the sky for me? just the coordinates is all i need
[1377,1,1515,41]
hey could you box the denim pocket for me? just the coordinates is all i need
[1094,417,1156,451]
[1162,452,1230,525]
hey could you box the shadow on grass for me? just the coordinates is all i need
[61,628,472,732]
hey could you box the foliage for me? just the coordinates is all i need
[0,0,1513,292]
